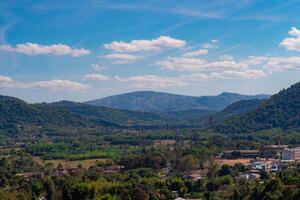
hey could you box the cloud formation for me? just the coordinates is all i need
[0,76,90,91]
[156,57,247,71]
[0,43,90,57]
[91,64,107,72]
[263,56,300,72]
[84,73,110,81]
[103,53,143,64]
[103,36,186,52]
[202,39,218,49]
[115,75,186,89]
[113,69,266,89]
[0,75,14,82]
[182,49,208,57]
[280,27,300,52]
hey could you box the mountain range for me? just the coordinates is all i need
[85,91,269,112]
[1,81,300,136]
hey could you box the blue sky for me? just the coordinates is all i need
[1,0,300,102]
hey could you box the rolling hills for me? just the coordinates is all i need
[3,80,299,137]
[85,91,269,112]
[216,81,300,133]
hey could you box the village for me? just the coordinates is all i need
[185,145,300,182]
[15,144,300,182]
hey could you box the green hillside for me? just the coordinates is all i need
[86,91,269,112]
[216,82,300,133]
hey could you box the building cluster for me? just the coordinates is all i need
[220,145,300,181]
[182,145,300,182]
[281,147,300,160]
[221,145,300,161]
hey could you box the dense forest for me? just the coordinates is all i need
[86,91,268,112]
[217,82,300,134]
[1,81,300,137]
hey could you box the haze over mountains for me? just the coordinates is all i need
[85,91,269,112]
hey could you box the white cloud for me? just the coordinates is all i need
[0,75,14,82]
[243,56,269,66]
[29,79,90,91]
[84,73,110,81]
[91,64,107,72]
[280,27,300,52]
[204,60,247,69]
[182,49,208,57]
[103,53,143,64]
[202,39,218,49]
[209,70,266,79]
[156,57,206,71]
[115,75,186,89]
[263,56,300,72]
[0,77,90,91]
[289,27,300,37]
[114,69,266,89]
[0,43,90,57]
[219,55,233,60]
[186,70,266,81]
[156,57,247,71]
[103,36,186,52]
[241,55,300,72]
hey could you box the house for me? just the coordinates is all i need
[249,173,260,180]
[238,173,249,179]
[282,147,300,161]
[250,161,267,170]
[103,165,124,173]
[260,145,288,158]
[53,169,68,176]
[269,163,279,172]
[186,168,208,181]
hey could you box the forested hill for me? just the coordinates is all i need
[216,81,300,134]
[210,99,265,124]
[48,101,164,127]
[0,96,167,135]
[85,91,269,112]
[0,96,94,134]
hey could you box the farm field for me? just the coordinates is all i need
[32,156,103,168]
[216,158,252,166]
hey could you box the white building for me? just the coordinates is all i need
[282,147,300,161]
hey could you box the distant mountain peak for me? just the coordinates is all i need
[85,91,270,112]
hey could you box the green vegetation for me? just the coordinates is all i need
[86,91,268,112]
[217,82,300,133]
[26,142,125,160]
[1,82,300,199]
[1,150,300,200]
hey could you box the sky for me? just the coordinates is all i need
[1,0,300,103]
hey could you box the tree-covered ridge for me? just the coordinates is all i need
[217,81,300,133]
[86,91,269,112]
[48,101,164,127]
[0,95,157,136]
[0,96,93,134]
[0,96,167,135]
[211,99,265,124]
[0,93,272,136]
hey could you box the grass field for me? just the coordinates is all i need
[216,158,252,166]
[32,156,103,169]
